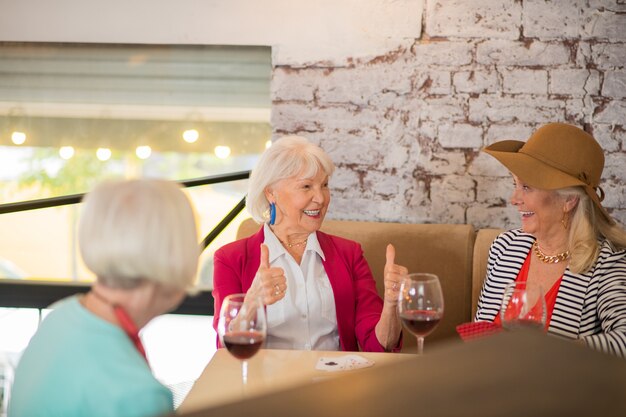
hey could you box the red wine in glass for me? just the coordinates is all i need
[223,331,265,360]
[398,273,444,355]
[218,293,267,385]
[400,309,442,337]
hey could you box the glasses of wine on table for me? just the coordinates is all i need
[500,281,546,330]
[218,293,267,385]
[398,273,444,355]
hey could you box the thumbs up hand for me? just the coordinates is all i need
[383,244,408,305]
[259,243,271,269]
[249,244,287,305]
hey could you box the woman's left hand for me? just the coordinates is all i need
[383,243,408,306]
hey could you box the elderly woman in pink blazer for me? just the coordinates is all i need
[213,136,406,352]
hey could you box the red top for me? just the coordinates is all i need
[493,252,563,330]
[212,227,397,352]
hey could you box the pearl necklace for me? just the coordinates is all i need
[532,241,570,264]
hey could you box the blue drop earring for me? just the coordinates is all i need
[269,202,276,225]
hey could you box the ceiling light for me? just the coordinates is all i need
[11,131,26,145]
[214,145,231,159]
[136,145,152,159]
[182,129,199,143]
[96,148,112,161]
[59,146,75,160]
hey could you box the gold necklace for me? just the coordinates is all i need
[532,241,570,264]
[280,238,307,249]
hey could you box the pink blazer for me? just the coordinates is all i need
[213,227,397,352]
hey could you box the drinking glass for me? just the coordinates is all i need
[500,281,546,330]
[217,293,266,385]
[398,273,444,355]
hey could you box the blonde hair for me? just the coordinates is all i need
[246,135,335,223]
[79,179,200,291]
[557,187,626,273]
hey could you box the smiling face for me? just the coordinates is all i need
[509,174,569,241]
[265,168,330,236]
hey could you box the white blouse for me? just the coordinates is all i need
[262,224,340,351]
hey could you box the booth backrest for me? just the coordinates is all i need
[236,218,476,352]
[471,228,504,318]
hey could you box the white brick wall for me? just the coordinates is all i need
[431,175,476,203]
[595,101,626,124]
[549,69,601,96]
[484,124,534,146]
[593,124,626,152]
[272,1,626,229]
[592,43,626,68]
[476,40,570,66]
[438,124,483,149]
[582,10,626,41]
[426,0,522,39]
[411,41,474,66]
[502,69,548,94]
[603,70,626,98]
[453,70,499,94]
[428,151,467,175]
[468,96,565,123]
[523,0,587,39]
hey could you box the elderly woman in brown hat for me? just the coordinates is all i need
[475,122,626,357]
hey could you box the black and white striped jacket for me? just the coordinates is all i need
[475,229,626,358]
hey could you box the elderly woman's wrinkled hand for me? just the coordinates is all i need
[383,244,408,306]
[249,244,287,306]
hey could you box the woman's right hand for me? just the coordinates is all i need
[248,244,287,305]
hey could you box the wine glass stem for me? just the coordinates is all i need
[417,336,424,355]
[242,360,248,386]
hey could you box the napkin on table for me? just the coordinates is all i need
[315,354,375,372]
[456,321,502,341]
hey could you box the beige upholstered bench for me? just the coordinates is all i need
[237,218,480,353]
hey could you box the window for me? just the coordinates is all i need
[0,42,271,402]
[0,42,271,282]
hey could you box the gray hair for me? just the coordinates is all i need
[246,136,335,223]
[78,179,200,291]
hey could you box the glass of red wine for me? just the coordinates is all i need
[218,293,266,385]
[398,273,444,355]
[500,281,546,330]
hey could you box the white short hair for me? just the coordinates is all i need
[246,136,335,223]
[78,179,199,290]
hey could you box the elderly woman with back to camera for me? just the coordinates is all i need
[475,122,626,357]
[9,179,200,417]
[212,136,407,352]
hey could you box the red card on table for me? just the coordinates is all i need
[456,321,502,341]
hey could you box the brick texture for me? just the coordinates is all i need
[271,1,626,229]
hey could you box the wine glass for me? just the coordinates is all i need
[217,293,266,385]
[398,273,444,355]
[500,281,546,330]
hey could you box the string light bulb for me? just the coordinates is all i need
[182,129,199,143]
[11,131,26,145]
[136,145,152,160]
[59,146,75,160]
[214,145,231,159]
[96,148,112,161]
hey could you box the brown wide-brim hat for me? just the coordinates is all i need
[483,122,613,224]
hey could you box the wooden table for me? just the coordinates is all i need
[176,330,626,417]
[177,348,412,414]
